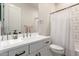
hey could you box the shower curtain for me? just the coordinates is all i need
[65,4,79,56]
[65,7,75,56]
[50,4,79,56]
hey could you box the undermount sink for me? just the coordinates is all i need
[8,37,24,44]
[0,33,42,47]
[0,37,25,47]
[0,40,9,47]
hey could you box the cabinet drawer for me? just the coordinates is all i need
[30,38,51,53]
[9,45,28,56]
[0,52,9,56]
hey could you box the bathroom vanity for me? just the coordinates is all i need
[0,3,52,56]
[0,34,52,56]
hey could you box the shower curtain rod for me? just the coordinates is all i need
[50,3,79,14]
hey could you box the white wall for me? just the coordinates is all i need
[38,3,52,36]
[20,5,38,33]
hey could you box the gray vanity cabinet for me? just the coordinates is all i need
[29,46,52,56]
[30,38,51,53]
[8,38,51,56]
[0,36,51,56]
[0,52,9,56]
[29,38,52,56]
[38,46,52,56]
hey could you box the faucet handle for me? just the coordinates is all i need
[6,33,9,40]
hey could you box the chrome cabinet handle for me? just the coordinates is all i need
[35,52,41,56]
[35,53,39,56]
[15,51,25,56]
[38,52,41,56]
[45,41,49,44]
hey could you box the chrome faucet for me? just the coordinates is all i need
[13,33,18,39]
[1,35,3,41]
[7,33,9,40]
[28,26,32,37]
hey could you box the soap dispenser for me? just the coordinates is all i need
[13,30,18,39]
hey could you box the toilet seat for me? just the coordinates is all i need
[50,44,64,51]
[49,44,64,55]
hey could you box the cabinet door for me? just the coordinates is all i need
[9,45,28,56]
[0,52,8,56]
[29,51,41,56]
[30,38,51,53]
[29,46,52,56]
[38,46,52,56]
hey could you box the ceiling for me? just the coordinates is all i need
[27,3,38,9]
[12,3,38,9]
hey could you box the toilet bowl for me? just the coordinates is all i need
[49,44,64,56]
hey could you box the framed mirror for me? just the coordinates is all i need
[2,3,39,40]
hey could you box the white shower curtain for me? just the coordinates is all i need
[65,5,76,56]
[50,4,77,56]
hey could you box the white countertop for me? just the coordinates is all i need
[0,34,50,54]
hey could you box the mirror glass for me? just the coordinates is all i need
[0,3,1,21]
[3,3,39,37]
[0,3,1,36]
[0,3,5,41]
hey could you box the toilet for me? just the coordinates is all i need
[49,44,64,56]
